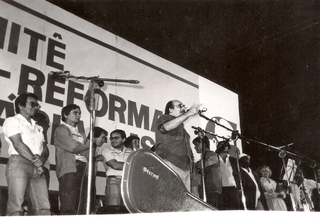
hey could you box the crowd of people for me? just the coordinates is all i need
[2,93,320,215]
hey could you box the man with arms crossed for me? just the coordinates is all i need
[102,129,133,211]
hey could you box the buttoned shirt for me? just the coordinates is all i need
[62,122,87,163]
[155,114,193,171]
[3,114,44,156]
[219,155,237,187]
[102,146,133,177]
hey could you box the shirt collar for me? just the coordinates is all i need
[241,167,251,173]
[17,113,35,125]
[62,122,78,131]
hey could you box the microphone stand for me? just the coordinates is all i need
[197,113,247,210]
[51,73,139,215]
[193,127,207,202]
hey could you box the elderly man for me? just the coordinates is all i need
[3,93,50,215]
[155,100,201,191]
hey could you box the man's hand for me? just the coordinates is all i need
[185,104,202,116]
[31,155,43,168]
[95,154,104,162]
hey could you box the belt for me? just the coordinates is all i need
[107,175,122,178]
[76,160,87,165]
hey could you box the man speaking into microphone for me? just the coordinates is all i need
[155,100,201,191]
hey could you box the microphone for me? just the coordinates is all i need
[231,130,239,140]
[191,126,203,135]
[198,107,207,114]
[49,71,70,80]
[129,80,140,84]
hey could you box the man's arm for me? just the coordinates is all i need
[54,125,90,154]
[106,159,124,170]
[8,134,43,167]
[39,142,49,164]
[161,104,201,132]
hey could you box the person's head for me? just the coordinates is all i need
[15,93,40,117]
[164,100,187,117]
[239,153,251,168]
[61,104,81,126]
[258,165,272,178]
[32,110,50,143]
[110,129,126,149]
[32,110,50,133]
[216,140,230,159]
[87,127,108,147]
[124,135,140,150]
[193,136,210,153]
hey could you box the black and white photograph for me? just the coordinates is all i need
[0,0,320,220]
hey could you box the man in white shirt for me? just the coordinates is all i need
[216,141,241,210]
[3,93,50,216]
[101,129,133,211]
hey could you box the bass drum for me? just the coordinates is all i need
[121,149,217,213]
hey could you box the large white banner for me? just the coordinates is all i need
[0,0,241,195]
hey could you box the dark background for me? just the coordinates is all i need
[47,0,320,179]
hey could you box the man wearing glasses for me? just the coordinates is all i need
[155,100,201,191]
[3,93,51,215]
[101,129,133,212]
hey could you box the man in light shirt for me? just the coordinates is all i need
[216,140,241,210]
[3,93,50,215]
[102,129,133,210]
[54,104,90,215]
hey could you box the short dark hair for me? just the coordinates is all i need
[61,104,80,122]
[192,136,210,149]
[87,126,108,139]
[164,100,174,115]
[216,140,231,154]
[123,135,140,147]
[110,129,126,139]
[32,110,50,132]
[15,93,38,114]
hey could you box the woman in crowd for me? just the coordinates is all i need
[258,165,287,211]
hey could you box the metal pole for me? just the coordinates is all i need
[199,136,207,202]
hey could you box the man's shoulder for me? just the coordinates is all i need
[54,124,72,136]
[157,114,174,123]
[3,115,21,129]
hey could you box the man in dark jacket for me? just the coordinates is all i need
[239,153,269,210]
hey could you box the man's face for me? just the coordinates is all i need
[65,108,81,126]
[194,141,201,153]
[169,100,187,117]
[218,146,229,159]
[110,132,124,149]
[95,132,107,147]
[130,139,140,150]
[20,96,40,117]
[240,156,250,168]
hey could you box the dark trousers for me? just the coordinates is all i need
[206,191,220,209]
[218,186,241,210]
[58,162,86,215]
